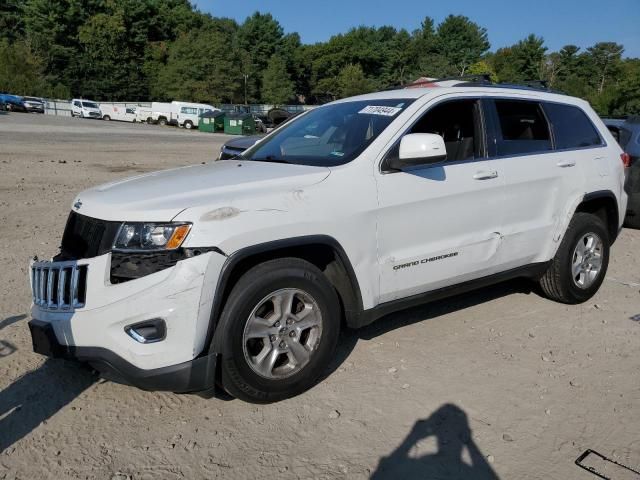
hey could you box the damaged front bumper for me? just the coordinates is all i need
[28,250,227,392]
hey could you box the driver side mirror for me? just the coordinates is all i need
[387,133,447,170]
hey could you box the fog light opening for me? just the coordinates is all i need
[125,319,166,344]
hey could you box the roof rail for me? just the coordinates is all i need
[429,73,493,85]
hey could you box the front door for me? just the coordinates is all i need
[375,97,506,303]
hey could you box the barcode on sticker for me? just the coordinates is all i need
[359,105,402,117]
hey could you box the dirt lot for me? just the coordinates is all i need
[0,112,639,479]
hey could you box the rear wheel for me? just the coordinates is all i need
[539,212,610,304]
[158,117,167,126]
[217,258,341,403]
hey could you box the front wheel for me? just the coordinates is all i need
[103,115,110,121]
[184,120,194,130]
[217,258,341,403]
[539,212,610,304]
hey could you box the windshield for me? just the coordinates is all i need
[243,99,414,167]
[82,101,99,109]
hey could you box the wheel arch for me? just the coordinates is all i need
[203,235,363,355]
[576,190,620,243]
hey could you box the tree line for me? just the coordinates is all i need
[1,0,639,115]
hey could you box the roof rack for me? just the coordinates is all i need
[400,74,564,94]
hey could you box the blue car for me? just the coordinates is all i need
[0,93,25,112]
[604,117,640,228]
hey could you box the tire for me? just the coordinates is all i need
[158,118,167,126]
[539,212,610,304]
[217,258,341,403]
[103,115,110,121]
[184,120,194,130]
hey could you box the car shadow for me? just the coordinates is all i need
[320,279,533,384]
[0,359,96,453]
[370,403,499,480]
[359,279,533,341]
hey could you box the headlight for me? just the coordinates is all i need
[113,222,191,251]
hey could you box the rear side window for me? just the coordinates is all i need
[494,100,551,155]
[543,103,602,149]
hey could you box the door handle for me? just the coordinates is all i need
[473,171,498,180]
[557,160,576,168]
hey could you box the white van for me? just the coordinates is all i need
[100,104,137,122]
[172,101,219,130]
[148,102,178,126]
[71,99,102,119]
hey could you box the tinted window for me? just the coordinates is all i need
[494,100,551,155]
[619,127,633,149]
[410,99,482,161]
[544,103,602,149]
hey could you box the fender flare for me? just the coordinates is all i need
[582,190,621,241]
[200,235,363,356]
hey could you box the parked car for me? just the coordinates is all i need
[604,117,640,228]
[218,112,302,160]
[28,81,627,403]
[0,93,25,112]
[100,104,137,122]
[71,99,102,119]
[218,135,262,160]
[22,96,45,113]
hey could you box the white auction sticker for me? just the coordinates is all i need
[358,105,402,116]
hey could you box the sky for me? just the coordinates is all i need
[193,0,640,57]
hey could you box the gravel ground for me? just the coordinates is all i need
[0,112,639,480]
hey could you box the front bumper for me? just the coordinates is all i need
[29,250,227,389]
[29,319,218,392]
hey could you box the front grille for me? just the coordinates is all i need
[60,212,120,259]
[89,112,101,117]
[31,261,87,309]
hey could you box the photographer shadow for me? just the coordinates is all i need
[371,403,499,480]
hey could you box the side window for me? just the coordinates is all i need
[543,103,602,149]
[383,99,483,168]
[494,100,551,155]
[410,99,482,162]
[180,107,197,115]
[73,101,81,107]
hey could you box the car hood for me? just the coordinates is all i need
[72,160,331,221]
[224,135,263,150]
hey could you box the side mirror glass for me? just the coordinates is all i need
[388,133,447,170]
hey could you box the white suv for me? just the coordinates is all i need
[29,82,628,402]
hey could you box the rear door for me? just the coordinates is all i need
[485,98,597,267]
[375,95,507,302]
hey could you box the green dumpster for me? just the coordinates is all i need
[199,110,225,133]
[224,113,256,135]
